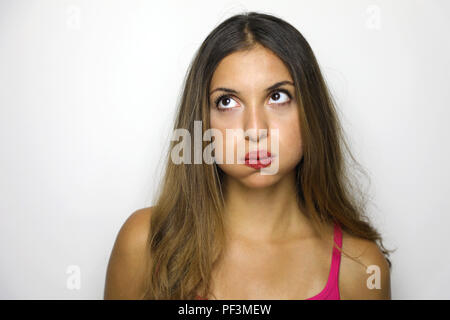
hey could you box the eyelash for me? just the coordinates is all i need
[213,89,293,112]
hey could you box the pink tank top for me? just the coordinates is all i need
[195,221,343,300]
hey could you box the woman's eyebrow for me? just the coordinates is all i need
[209,80,294,96]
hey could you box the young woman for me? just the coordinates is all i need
[104,11,393,300]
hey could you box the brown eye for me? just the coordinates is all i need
[215,95,239,111]
[221,97,232,106]
[268,91,290,105]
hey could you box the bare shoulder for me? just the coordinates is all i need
[339,230,392,300]
[116,207,152,248]
[104,206,153,299]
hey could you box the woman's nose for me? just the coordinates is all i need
[243,101,268,143]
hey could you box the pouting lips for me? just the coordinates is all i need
[245,150,272,160]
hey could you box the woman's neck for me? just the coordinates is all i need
[222,170,315,244]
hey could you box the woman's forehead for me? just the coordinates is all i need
[210,46,293,93]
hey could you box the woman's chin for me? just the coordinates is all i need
[220,165,283,189]
[240,176,280,189]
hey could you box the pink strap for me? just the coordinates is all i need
[330,221,343,285]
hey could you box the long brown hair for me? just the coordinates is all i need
[140,11,394,299]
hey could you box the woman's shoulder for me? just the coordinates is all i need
[118,207,153,249]
[130,206,153,229]
[338,230,392,300]
[104,207,153,299]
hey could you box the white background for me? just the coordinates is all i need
[1,0,449,299]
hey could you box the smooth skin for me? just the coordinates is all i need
[104,44,391,300]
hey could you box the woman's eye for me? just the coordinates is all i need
[214,90,291,111]
[216,95,239,111]
[268,91,291,105]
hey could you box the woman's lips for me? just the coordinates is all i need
[245,150,271,160]
[244,150,274,169]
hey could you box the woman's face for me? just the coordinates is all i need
[209,44,303,188]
